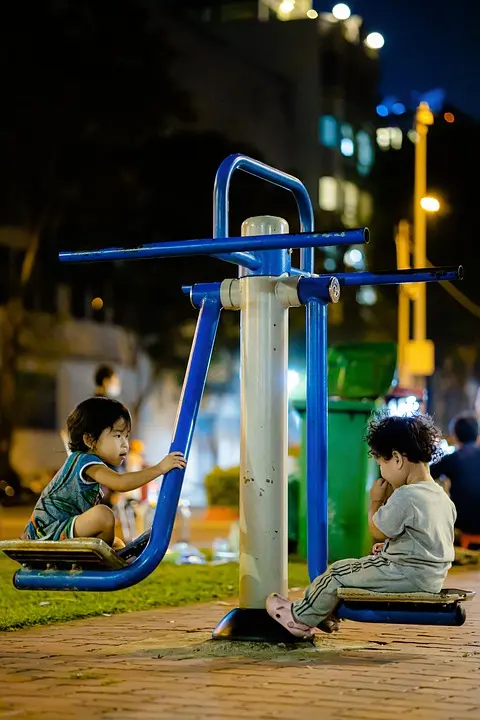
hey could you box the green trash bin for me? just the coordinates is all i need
[292,399,379,562]
[290,342,396,563]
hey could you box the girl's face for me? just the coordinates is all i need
[376,451,408,489]
[84,418,130,467]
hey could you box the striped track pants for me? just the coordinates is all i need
[292,554,421,627]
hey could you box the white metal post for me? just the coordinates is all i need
[238,216,289,608]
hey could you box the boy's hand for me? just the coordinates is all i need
[370,478,389,503]
[156,452,187,475]
[372,542,385,555]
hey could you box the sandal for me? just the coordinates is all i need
[266,593,315,639]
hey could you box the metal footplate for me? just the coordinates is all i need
[336,587,475,626]
[0,539,127,571]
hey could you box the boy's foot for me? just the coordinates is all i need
[266,593,315,639]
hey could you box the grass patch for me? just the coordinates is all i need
[0,553,309,632]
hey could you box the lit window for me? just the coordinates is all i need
[340,138,354,156]
[319,177,338,211]
[340,123,355,157]
[376,127,403,151]
[376,128,390,150]
[359,191,373,224]
[356,131,373,176]
[319,115,338,148]
[390,127,403,150]
[342,181,359,227]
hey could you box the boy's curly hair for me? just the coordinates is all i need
[364,411,443,464]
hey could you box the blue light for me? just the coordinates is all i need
[340,138,354,157]
[392,102,406,115]
[319,115,338,148]
[376,105,388,117]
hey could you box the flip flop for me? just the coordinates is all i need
[266,593,315,639]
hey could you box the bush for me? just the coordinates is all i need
[204,465,239,507]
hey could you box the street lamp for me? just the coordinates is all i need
[332,3,351,20]
[420,196,440,213]
[365,32,385,49]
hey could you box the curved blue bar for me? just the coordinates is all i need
[15,294,222,591]
[213,154,315,273]
[59,230,367,265]
[305,299,329,580]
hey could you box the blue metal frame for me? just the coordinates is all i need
[337,602,465,626]
[15,292,222,590]
[24,154,465,627]
[213,154,315,273]
[59,229,367,268]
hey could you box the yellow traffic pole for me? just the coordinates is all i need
[413,102,434,342]
[395,220,412,387]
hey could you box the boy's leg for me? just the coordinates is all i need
[293,555,417,628]
[74,505,116,545]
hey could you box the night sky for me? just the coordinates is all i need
[317,0,480,119]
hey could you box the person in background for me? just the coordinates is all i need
[94,365,122,399]
[431,412,480,536]
[92,364,123,507]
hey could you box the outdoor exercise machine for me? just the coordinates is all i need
[0,155,472,642]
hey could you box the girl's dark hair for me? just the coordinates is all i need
[364,411,443,464]
[67,397,131,452]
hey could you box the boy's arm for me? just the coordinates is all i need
[372,488,412,541]
[86,452,186,492]
[368,500,388,541]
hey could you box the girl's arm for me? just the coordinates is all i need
[86,452,186,492]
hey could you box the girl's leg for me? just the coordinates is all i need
[74,505,116,545]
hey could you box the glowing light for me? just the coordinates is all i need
[392,102,406,115]
[288,370,300,392]
[388,396,420,417]
[324,257,337,271]
[420,196,440,213]
[332,3,351,20]
[306,9,318,19]
[365,32,385,49]
[444,112,455,123]
[279,0,295,13]
[357,285,377,306]
[91,297,104,311]
[340,137,354,156]
[376,104,388,117]
[407,129,418,143]
[343,247,364,269]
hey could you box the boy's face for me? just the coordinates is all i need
[85,418,130,467]
[376,451,407,489]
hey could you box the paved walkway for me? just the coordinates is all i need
[2,569,480,720]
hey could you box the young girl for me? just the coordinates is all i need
[267,413,457,639]
[21,397,186,549]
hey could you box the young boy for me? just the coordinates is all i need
[267,413,457,639]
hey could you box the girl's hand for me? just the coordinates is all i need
[156,451,186,475]
[370,478,389,503]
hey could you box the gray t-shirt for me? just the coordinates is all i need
[373,481,456,592]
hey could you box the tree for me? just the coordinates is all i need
[0,0,191,495]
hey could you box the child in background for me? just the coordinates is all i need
[22,397,185,549]
[267,413,456,638]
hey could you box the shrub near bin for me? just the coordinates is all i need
[204,466,239,520]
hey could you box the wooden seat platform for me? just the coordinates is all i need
[0,538,127,571]
[337,587,475,604]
